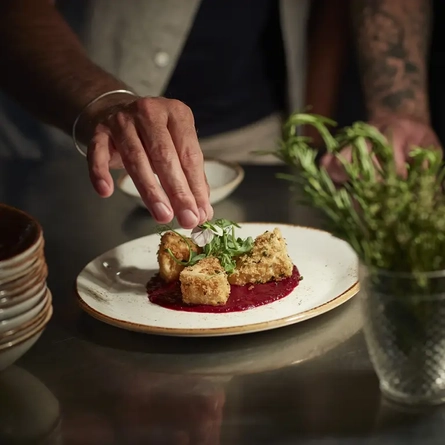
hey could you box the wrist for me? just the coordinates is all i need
[368,106,431,126]
[366,89,431,126]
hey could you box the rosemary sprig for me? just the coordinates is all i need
[266,112,445,275]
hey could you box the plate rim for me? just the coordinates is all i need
[74,223,360,337]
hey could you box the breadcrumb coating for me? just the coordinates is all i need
[157,231,201,283]
[228,228,293,285]
[157,227,295,305]
[180,257,230,306]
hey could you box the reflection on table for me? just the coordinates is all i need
[1,158,445,444]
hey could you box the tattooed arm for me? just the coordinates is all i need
[321,0,440,183]
[351,0,432,123]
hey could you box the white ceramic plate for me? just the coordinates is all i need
[117,159,244,207]
[75,223,359,337]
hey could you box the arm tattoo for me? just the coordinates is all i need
[351,0,432,122]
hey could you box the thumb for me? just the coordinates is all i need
[87,134,114,197]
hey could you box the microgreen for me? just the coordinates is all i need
[157,219,254,274]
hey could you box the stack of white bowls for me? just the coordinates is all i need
[0,204,53,371]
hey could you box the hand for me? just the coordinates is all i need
[320,115,442,183]
[85,96,213,229]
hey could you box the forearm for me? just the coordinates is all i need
[305,0,349,117]
[305,0,349,145]
[0,0,133,143]
[352,0,432,123]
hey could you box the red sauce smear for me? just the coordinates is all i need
[147,265,301,313]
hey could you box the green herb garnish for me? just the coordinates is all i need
[157,219,254,274]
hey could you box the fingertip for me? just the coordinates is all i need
[177,209,199,229]
[198,207,207,224]
[319,153,332,169]
[206,204,214,221]
[88,135,113,198]
[396,164,408,179]
[151,202,174,224]
[95,178,113,197]
[320,154,347,184]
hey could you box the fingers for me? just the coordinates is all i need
[320,152,349,184]
[390,132,409,178]
[135,103,201,229]
[322,119,442,184]
[87,132,114,197]
[87,97,212,229]
[145,127,200,229]
[111,112,174,224]
[167,104,213,223]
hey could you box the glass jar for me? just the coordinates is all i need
[360,264,445,405]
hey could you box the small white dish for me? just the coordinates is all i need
[0,289,48,334]
[76,223,359,337]
[117,159,245,208]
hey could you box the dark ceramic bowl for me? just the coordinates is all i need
[0,204,43,269]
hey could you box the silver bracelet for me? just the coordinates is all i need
[72,89,138,157]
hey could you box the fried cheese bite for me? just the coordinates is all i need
[157,231,201,283]
[180,257,230,306]
[228,228,293,285]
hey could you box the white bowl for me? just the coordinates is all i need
[0,251,45,286]
[0,289,52,344]
[0,331,44,372]
[0,261,48,303]
[0,289,48,334]
[0,204,43,269]
[0,284,47,322]
[117,158,244,208]
[0,303,52,371]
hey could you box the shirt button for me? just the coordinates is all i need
[154,51,170,68]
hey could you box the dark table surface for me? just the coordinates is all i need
[1,154,445,445]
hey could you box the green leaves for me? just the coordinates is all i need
[267,112,445,274]
[158,219,254,275]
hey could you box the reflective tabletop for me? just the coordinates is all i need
[1,154,444,445]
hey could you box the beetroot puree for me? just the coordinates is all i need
[147,265,301,313]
